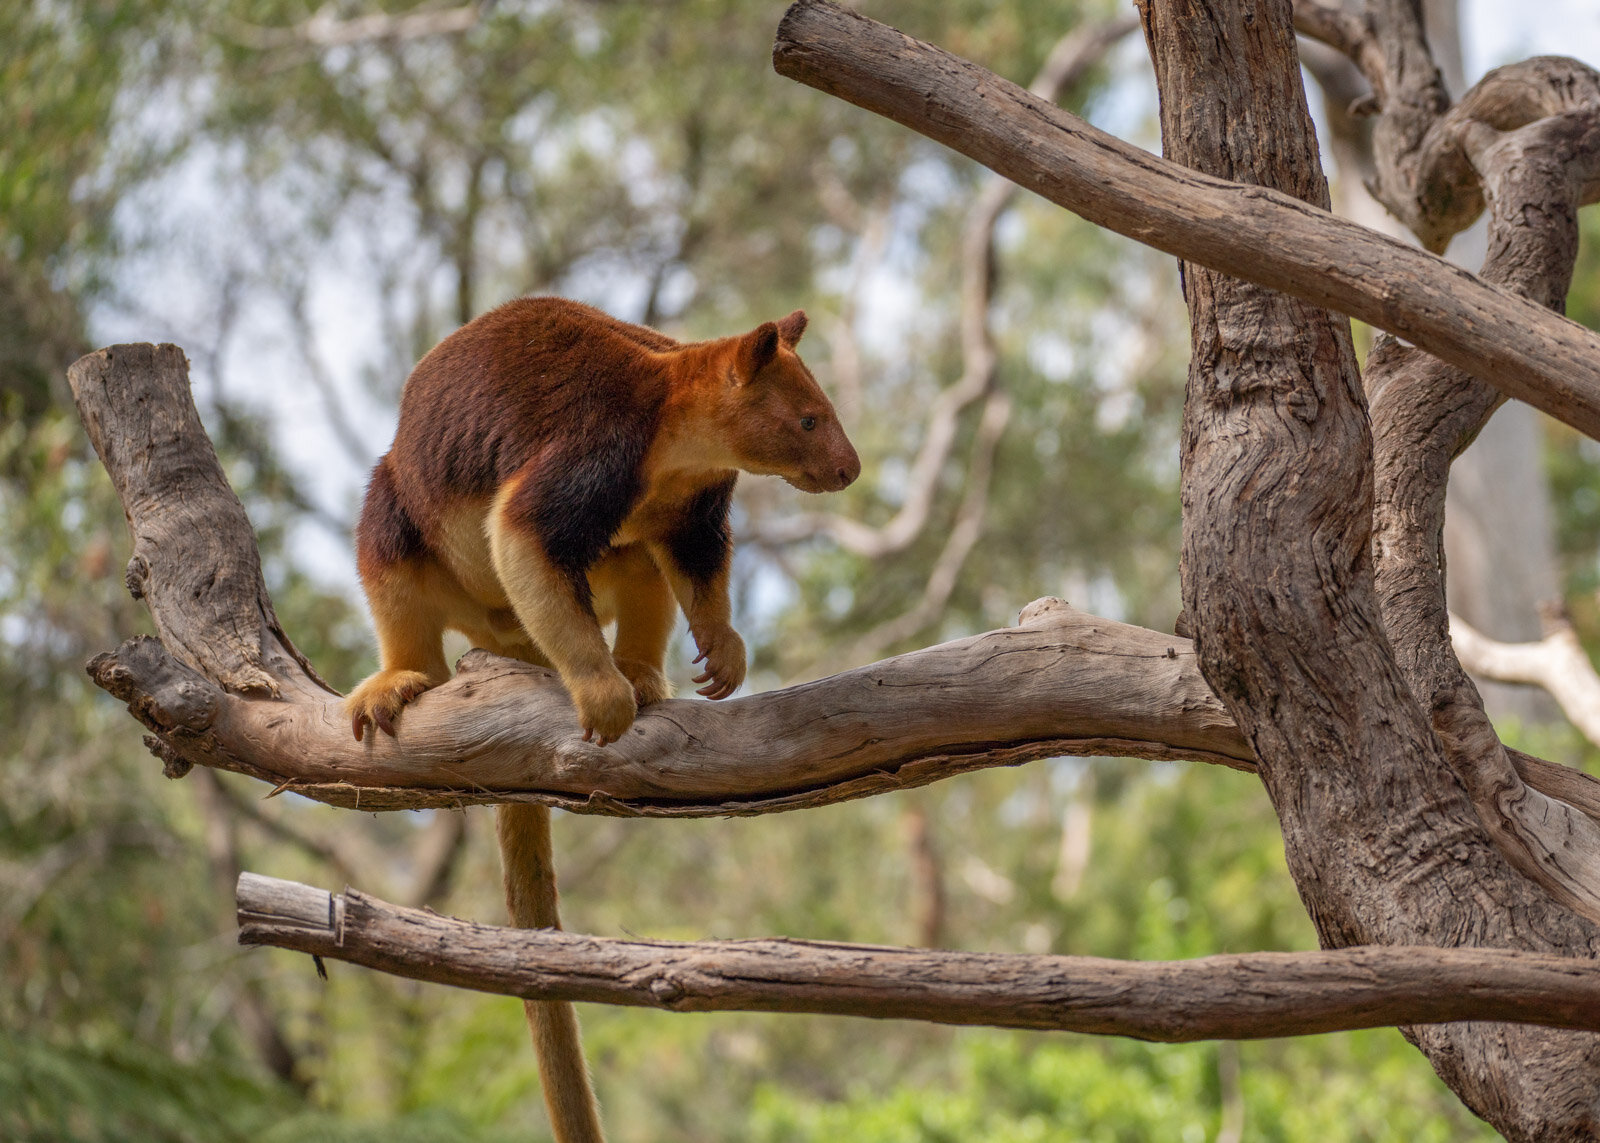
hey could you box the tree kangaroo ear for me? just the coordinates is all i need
[738,322,781,381]
[776,309,808,347]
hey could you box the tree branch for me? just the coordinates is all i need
[237,872,1600,1040]
[1290,0,1377,73]
[88,598,1251,817]
[1361,52,1600,925]
[771,0,1600,442]
[71,343,1600,823]
[1453,608,1600,748]
[70,344,334,702]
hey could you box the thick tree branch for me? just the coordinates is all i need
[1361,52,1600,925]
[238,872,1600,1039]
[72,343,1600,826]
[772,0,1600,442]
[71,344,333,702]
[88,601,1250,816]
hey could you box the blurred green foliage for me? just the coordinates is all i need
[749,1030,1493,1143]
[0,0,1551,1140]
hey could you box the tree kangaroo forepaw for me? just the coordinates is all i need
[344,669,439,741]
[613,656,674,707]
[690,625,746,700]
[571,669,638,746]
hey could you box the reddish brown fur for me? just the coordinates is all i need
[344,297,859,1143]
[359,298,856,604]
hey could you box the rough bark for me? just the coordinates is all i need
[238,872,1600,1040]
[1141,1,1600,1138]
[70,343,333,706]
[1360,51,1600,924]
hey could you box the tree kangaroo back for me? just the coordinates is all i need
[345,296,859,1141]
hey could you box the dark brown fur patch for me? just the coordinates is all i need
[355,456,427,576]
[386,298,674,563]
[663,474,736,585]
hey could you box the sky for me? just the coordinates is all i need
[1468,0,1600,76]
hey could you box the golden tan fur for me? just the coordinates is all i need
[344,297,858,1143]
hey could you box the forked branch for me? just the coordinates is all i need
[71,340,1600,819]
[70,342,1251,818]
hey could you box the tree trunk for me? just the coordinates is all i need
[1142,0,1600,1137]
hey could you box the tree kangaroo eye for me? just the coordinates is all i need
[800,416,817,431]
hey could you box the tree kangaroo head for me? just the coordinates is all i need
[717,311,860,493]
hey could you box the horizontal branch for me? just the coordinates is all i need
[238,872,1600,1039]
[90,598,1250,816]
[71,346,1600,819]
[772,0,1600,440]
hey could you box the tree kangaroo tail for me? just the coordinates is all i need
[496,802,605,1143]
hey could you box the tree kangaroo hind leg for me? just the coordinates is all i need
[487,501,636,745]
[344,557,452,740]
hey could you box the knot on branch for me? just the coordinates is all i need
[1018,596,1074,626]
[648,974,689,1007]
[88,635,222,736]
[143,734,194,780]
[125,553,150,600]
